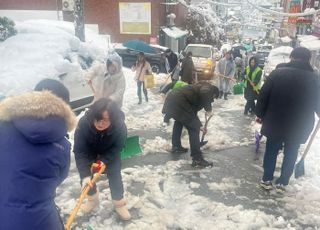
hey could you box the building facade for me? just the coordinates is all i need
[0,0,187,44]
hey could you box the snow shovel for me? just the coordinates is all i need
[159,73,172,93]
[200,114,213,147]
[65,163,106,230]
[294,119,320,179]
[120,135,142,160]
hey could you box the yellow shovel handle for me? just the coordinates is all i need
[65,164,106,230]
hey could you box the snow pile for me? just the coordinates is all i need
[207,177,241,192]
[57,159,294,230]
[0,20,106,97]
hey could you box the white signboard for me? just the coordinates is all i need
[119,2,151,34]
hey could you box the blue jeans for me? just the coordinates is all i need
[262,138,300,185]
[137,81,148,102]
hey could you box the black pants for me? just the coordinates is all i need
[172,120,202,160]
[137,81,148,102]
[81,154,124,200]
[262,138,300,185]
[244,99,256,114]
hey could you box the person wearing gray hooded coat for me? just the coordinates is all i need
[86,51,126,108]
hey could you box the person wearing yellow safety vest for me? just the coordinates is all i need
[244,56,262,115]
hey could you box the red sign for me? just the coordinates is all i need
[303,0,315,10]
[288,0,301,24]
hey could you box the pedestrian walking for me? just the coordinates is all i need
[180,51,195,84]
[132,52,152,104]
[73,98,131,220]
[244,56,262,115]
[86,51,126,108]
[165,49,178,75]
[0,79,76,230]
[216,50,235,100]
[256,47,320,193]
[162,82,220,167]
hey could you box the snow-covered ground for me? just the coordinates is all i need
[1,19,320,229]
[56,68,320,229]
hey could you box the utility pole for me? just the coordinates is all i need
[74,0,85,42]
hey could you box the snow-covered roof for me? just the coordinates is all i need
[298,35,318,43]
[280,36,292,43]
[186,44,213,48]
[269,46,293,57]
[300,39,320,51]
[150,44,168,51]
[162,26,188,39]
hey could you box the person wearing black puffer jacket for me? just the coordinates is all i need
[162,82,220,168]
[256,47,320,193]
[73,98,131,220]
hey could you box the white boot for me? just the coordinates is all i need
[112,198,131,221]
[81,190,99,213]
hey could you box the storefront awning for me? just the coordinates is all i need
[162,26,188,39]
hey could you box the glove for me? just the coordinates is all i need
[256,117,262,124]
[91,160,105,174]
[81,176,91,190]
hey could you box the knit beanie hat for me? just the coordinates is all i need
[290,47,311,62]
[34,78,70,103]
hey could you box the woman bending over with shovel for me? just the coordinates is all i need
[74,98,131,220]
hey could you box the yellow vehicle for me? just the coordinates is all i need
[184,44,217,80]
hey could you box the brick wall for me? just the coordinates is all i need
[81,0,165,43]
[0,0,187,44]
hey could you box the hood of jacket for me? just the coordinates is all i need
[106,51,123,75]
[0,91,76,143]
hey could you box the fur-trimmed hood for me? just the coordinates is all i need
[0,91,76,131]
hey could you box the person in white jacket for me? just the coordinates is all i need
[86,52,126,108]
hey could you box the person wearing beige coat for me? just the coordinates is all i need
[132,52,152,104]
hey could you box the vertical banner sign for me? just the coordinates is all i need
[288,0,302,24]
[119,2,151,34]
[303,0,315,10]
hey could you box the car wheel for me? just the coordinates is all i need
[151,63,160,74]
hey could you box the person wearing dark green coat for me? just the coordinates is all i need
[162,82,219,168]
[244,56,262,115]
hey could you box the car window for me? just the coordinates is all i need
[185,46,212,58]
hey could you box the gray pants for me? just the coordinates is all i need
[219,76,231,93]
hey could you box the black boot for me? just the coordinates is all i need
[145,94,148,102]
[224,93,228,100]
[192,157,213,168]
[171,146,188,154]
[138,97,142,104]
[219,91,223,99]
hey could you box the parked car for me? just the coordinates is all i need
[115,44,167,74]
[263,46,293,78]
[0,20,98,114]
[184,44,217,80]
